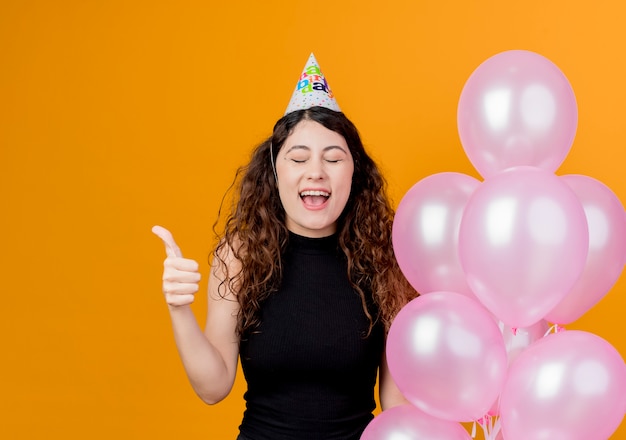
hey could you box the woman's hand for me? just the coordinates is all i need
[152,225,201,308]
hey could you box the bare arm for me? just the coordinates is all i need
[378,346,409,410]
[153,226,240,405]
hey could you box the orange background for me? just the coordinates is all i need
[1,1,625,438]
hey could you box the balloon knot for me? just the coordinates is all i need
[476,414,491,426]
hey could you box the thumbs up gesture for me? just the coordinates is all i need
[152,225,201,308]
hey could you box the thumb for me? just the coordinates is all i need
[151,225,183,258]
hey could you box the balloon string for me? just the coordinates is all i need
[490,417,502,440]
[477,415,491,439]
[544,323,566,337]
[476,414,502,440]
[477,415,490,439]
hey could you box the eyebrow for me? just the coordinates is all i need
[285,145,348,154]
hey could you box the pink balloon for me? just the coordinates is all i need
[360,404,471,440]
[458,166,589,328]
[392,172,481,296]
[500,330,626,440]
[386,291,508,422]
[545,174,626,324]
[457,50,578,179]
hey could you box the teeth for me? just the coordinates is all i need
[300,190,330,197]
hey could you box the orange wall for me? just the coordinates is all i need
[1,1,625,438]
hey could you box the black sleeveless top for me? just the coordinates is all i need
[238,232,384,440]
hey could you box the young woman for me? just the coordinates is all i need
[153,56,417,440]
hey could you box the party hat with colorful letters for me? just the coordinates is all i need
[284,53,341,115]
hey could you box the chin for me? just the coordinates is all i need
[298,225,337,237]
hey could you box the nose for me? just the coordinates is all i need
[305,159,326,180]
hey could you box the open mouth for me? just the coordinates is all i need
[300,190,330,207]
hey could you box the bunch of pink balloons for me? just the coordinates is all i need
[360,404,471,440]
[382,50,626,440]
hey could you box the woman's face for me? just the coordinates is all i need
[275,119,354,238]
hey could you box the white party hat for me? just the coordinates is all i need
[284,53,341,115]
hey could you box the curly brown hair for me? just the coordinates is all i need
[213,106,417,336]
